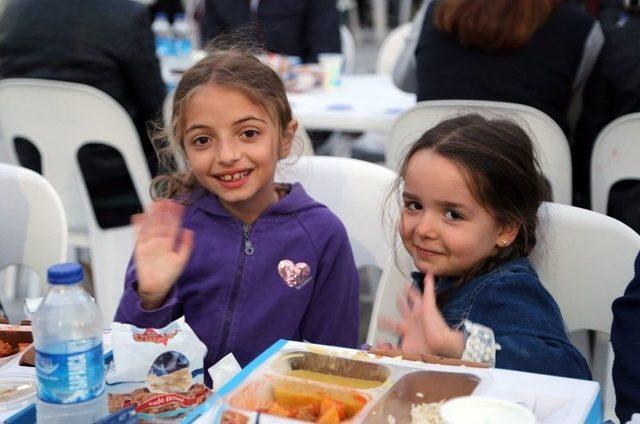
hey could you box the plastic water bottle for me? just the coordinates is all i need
[172,13,192,58]
[33,263,107,424]
[151,12,174,57]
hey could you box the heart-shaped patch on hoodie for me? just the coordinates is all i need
[278,260,311,289]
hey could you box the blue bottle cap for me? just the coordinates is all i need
[47,263,83,285]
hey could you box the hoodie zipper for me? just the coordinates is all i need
[217,224,254,360]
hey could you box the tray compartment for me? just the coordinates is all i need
[271,351,390,390]
[363,370,481,423]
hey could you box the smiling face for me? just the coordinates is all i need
[399,149,518,277]
[182,84,295,223]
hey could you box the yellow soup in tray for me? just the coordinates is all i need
[287,370,383,390]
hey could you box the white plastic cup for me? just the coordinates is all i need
[318,53,343,90]
[441,396,536,424]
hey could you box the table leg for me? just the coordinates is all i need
[371,0,388,42]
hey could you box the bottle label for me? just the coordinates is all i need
[36,343,105,404]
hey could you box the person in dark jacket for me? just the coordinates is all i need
[574,0,640,227]
[394,0,603,137]
[611,251,640,424]
[0,0,166,227]
[202,0,341,63]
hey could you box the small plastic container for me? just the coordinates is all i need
[441,396,536,424]
[0,376,37,413]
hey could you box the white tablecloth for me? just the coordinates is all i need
[288,74,416,132]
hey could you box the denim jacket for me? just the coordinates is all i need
[413,257,591,380]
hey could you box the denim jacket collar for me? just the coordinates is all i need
[410,257,535,296]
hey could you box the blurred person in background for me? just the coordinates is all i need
[201,0,341,63]
[575,0,640,232]
[0,0,166,228]
[611,250,640,424]
[394,0,602,139]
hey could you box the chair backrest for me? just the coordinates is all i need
[276,156,397,271]
[386,100,573,204]
[340,25,356,74]
[0,78,152,240]
[294,122,315,156]
[73,151,145,323]
[375,23,412,76]
[0,163,67,286]
[591,112,640,214]
[530,202,640,335]
[366,249,414,345]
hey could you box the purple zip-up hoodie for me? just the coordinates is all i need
[114,183,360,384]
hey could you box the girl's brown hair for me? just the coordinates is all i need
[391,114,551,283]
[151,46,293,200]
[433,0,562,52]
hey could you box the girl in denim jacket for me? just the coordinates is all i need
[382,114,591,380]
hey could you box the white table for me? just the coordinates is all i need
[162,56,416,134]
[288,74,416,133]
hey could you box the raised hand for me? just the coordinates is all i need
[381,271,465,358]
[133,200,194,310]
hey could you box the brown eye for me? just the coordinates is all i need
[444,209,463,220]
[193,136,210,146]
[403,201,421,211]
[243,129,259,138]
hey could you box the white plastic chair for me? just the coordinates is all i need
[0,163,67,294]
[336,0,362,44]
[591,112,640,215]
[0,78,152,322]
[366,249,414,345]
[530,203,640,422]
[276,156,397,300]
[0,78,152,247]
[75,190,136,324]
[376,23,412,76]
[294,122,315,156]
[386,100,573,205]
[340,25,356,74]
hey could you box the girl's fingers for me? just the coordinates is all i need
[378,317,404,336]
[405,286,423,312]
[396,289,412,319]
[176,229,195,262]
[422,270,438,312]
[131,213,145,239]
[140,200,185,240]
[375,342,395,351]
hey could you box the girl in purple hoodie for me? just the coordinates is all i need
[114,49,360,382]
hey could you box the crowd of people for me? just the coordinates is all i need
[1,0,640,422]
